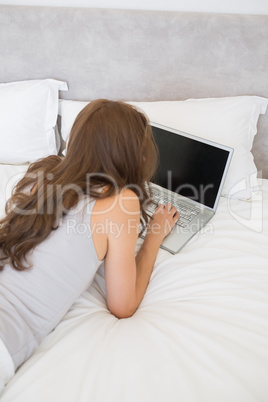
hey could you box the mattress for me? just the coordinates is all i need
[1,164,268,402]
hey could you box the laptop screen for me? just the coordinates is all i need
[151,124,231,209]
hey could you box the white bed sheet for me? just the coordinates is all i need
[1,165,268,402]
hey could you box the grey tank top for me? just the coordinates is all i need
[0,196,102,370]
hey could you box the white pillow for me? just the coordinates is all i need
[58,96,268,200]
[0,79,68,164]
[59,99,89,142]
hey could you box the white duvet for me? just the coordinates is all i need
[1,165,268,402]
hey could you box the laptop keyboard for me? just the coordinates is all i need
[147,189,200,228]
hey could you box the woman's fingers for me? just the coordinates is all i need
[155,203,165,212]
[154,203,179,225]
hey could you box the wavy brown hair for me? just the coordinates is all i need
[0,99,158,271]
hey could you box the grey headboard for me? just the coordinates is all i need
[1,5,268,177]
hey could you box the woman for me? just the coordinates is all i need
[0,99,179,391]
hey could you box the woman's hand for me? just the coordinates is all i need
[146,203,179,243]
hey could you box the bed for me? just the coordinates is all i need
[0,5,268,402]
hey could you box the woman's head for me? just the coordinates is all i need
[0,99,158,271]
[64,99,158,192]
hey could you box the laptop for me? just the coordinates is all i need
[144,122,233,254]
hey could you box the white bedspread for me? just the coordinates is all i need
[1,165,268,402]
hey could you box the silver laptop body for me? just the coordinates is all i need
[144,122,233,254]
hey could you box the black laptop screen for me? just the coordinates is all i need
[151,125,230,209]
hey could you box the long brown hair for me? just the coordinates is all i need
[0,99,158,271]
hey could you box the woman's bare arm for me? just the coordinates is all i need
[99,189,178,319]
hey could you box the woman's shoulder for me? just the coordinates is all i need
[93,188,140,220]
